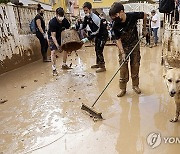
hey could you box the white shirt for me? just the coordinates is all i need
[151,14,160,28]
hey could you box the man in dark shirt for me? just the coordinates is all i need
[48,7,71,75]
[109,2,147,97]
[35,4,50,62]
[80,2,108,73]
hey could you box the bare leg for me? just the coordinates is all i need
[51,50,56,66]
[51,50,58,76]
[63,50,67,64]
[62,51,72,70]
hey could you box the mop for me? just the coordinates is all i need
[81,37,143,120]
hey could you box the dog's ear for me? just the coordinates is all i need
[163,67,167,78]
[163,65,173,78]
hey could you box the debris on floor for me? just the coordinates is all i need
[0,99,8,104]
[21,85,27,89]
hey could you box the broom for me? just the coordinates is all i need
[81,37,143,120]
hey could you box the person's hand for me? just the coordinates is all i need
[61,27,66,31]
[81,38,89,44]
[57,45,62,53]
[122,53,126,62]
[71,24,76,30]
[43,33,47,39]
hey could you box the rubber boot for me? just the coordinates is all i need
[91,64,100,68]
[132,86,141,94]
[96,64,106,73]
[117,89,126,97]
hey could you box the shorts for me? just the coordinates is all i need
[48,38,57,51]
[48,37,61,51]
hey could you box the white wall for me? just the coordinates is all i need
[0,4,54,74]
[19,0,52,10]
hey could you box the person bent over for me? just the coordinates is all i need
[48,7,71,76]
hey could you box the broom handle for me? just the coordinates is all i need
[92,37,143,107]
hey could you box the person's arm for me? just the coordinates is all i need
[87,14,101,40]
[80,18,89,43]
[143,13,147,31]
[151,15,157,23]
[36,19,45,34]
[82,17,88,29]
[51,32,60,49]
[116,38,126,61]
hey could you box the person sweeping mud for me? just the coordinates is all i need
[48,7,71,76]
[80,2,108,73]
[109,2,147,97]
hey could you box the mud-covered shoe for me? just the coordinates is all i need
[62,64,73,70]
[52,69,58,76]
[96,67,106,73]
[133,86,141,94]
[117,89,126,97]
[91,64,100,68]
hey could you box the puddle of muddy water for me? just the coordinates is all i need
[0,46,180,154]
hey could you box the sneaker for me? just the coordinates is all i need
[153,44,157,47]
[52,69,58,76]
[117,89,126,97]
[132,86,141,94]
[62,64,73,70]
[91,64,100,68]
[96,67,106,73]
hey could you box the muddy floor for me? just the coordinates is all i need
[0,44,179,154]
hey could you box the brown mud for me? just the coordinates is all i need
[0,45,179,154]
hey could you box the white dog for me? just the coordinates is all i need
[164,68,180,122]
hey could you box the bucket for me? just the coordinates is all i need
[61,29,83,52]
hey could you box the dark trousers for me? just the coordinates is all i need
[95,37,107,65]
[36,32,48,60]
[146,33,150,44]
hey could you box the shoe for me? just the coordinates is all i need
[153,44,157,47]
[117,89,126,97]
[43,59,51,62]
[91,64,100,68]
[144,43,148,47]
[96,67,106,73]
[133,86,141,94]
[62,64,73,70]
[52,69,58,76]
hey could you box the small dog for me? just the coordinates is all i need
[164,68,180,122]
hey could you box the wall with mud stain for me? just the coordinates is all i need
[0,4,55,75]
[162,15,180,68]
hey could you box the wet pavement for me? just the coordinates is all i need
[0,44,179,154]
